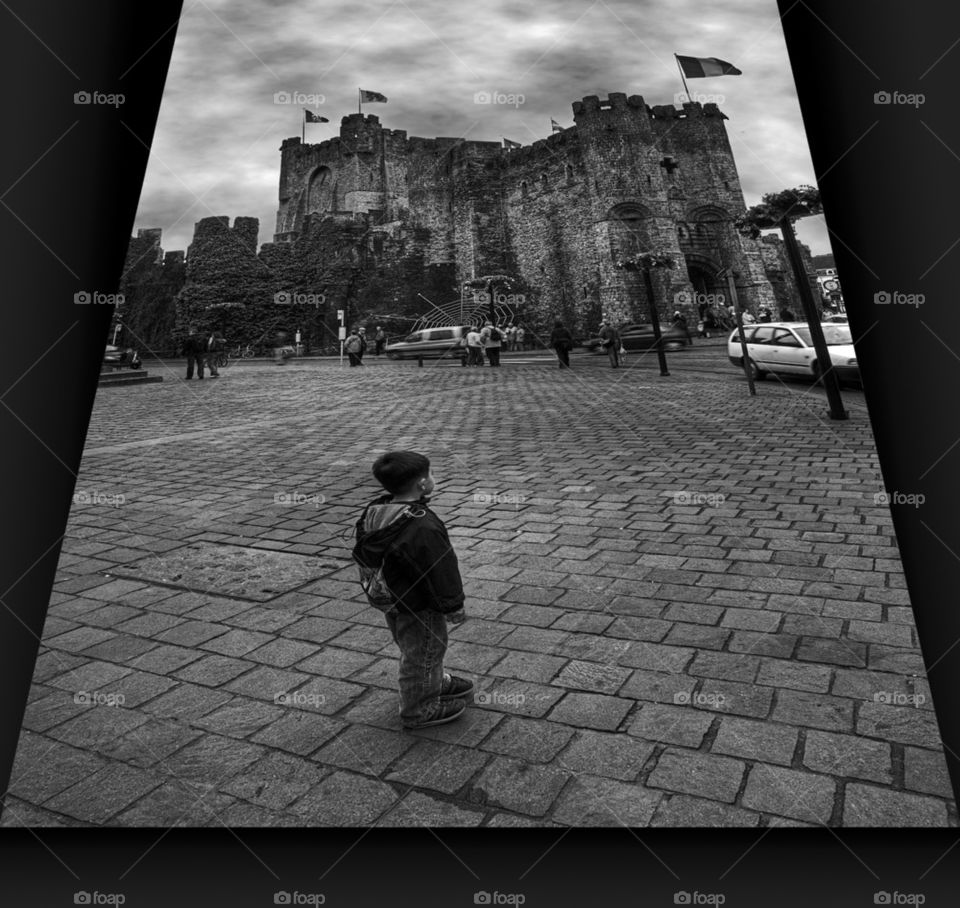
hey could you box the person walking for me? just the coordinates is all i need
[205,331,223,377]
[374,326,387,357]
[466,325,483,366]
[345,329,364,366]
[480,321,502,367]
[515,325,525,351]
[550,319,574,369]
[358,327,368,362]
[598,320,621,368]
[183,327,205,379]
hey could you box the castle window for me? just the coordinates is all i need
[565,164,574,182]
[520,181,528,198]
[540,173,548,188]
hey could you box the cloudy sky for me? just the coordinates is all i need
[135,0,830,256]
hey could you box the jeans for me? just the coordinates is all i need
[348,352,362,366]
[205,353,219,376]
[385,607,448,724]
[486,346,501,367]
[556,347,570,368]
[605,344,620,368]
[186,354,204,378]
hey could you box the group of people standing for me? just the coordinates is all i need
[463,321,522,367]
[183,328,224,379]
[344,326,389,366]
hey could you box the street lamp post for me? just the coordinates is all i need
[736,185,847,421]
[617,252,674,377]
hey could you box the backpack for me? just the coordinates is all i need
[490,327,502,342]
[353,505,421,612]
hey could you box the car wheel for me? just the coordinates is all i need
[744,357,765,381]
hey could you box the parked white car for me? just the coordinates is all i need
[727,322,860,385]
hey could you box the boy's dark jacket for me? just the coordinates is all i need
[353,495,464,614]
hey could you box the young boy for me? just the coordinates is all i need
[353,451,473,729]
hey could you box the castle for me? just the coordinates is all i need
[128,92,817,350]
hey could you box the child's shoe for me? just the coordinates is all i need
[439,673,474,700]
[404,698,467,729]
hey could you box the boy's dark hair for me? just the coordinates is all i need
[372,450,430,494]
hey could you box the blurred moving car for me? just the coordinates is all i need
[385,326,470,359]
[583,322,692,353]
[103,345,141,368]
[727,322,859,384]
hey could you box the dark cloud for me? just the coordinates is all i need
[135,0,829,255]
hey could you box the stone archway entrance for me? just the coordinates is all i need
[684,255,726,319]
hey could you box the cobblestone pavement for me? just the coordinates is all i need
[4,353,956,828]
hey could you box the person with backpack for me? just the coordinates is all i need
[550,319,574,368]
[345,329,364,366]
[598,320,621,368]
[205,331,224,377]
[480,320,502,367]
[352,451,471,729]
[183,327,205,379]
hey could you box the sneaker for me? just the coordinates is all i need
[403,698,467,729]
[439,673,474,700]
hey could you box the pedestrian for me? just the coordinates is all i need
[550,319,574,368]
[205,331,223,377]
[183,327,205,379]
[352,450,471,729]
[758,307,772,323]
[274,330,288,365]
[480,320,502,367]
[598,320,621,368]
[374,326,387,357]
[345,329,363,366]
[358,327,368,361]
[780,307,795,321]
[516,325,525,350]
[466,324,483,366]
[506,324,517,351]
[742,310,756,326]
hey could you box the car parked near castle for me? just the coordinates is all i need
[385,326,470,360]
[727,322,859,385]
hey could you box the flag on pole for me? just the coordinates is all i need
[304,110,329,122]
[550,118,562,133]
[503,137,521,149]
[675,55,742,78]
[359,89,388,103]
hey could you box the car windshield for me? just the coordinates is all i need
[793,325,852,346]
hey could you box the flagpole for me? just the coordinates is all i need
[675,54,691,103]
[302,110,305,143]
[358,88,361,115]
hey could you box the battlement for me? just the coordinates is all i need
[193,216,259,249]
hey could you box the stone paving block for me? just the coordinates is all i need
[550,612,616,634]
[450,618,516,645]
[651,794,761,827]
[500,602,566,627]
[553,659,631,695]
[604,615,672,643]
[647,749,746,804]
[173,654,254,687]
[221,750,330,810]
[772,689,855,734]
[618,668,696,706]
[711,716,799,766]
[224,665,311,702]
[193,698,287,739]
[249,710,347,757]
[548,691,633,731]
[281,616,352,645]
[802,730,893,784]
[475,679,565,718]
[97,717,205,768]
[155,620,231,648]
[445,641,510,674]
[727,631,797,659]
[26,651,88,685]
[617,641,694,673]
[756,658,833,693]
[386,740,490,795]
[551,774,662,826]
[129,644,206,674]
[796,637,867,668]
[140,683,234,722]
[691,679,774,720]
[720,607,782,633]
[378,791,485,827]
[856,702,944,749]
[487,651,567,684]
[44,626,118,654]
[843,783,948,827]
[114,783,236,827]
[46,703,151,749]
[406,707,504,749]
[199,628,276,657]
[741,764,836,824]
[479,716,575,763]
[245,637,319,669]
[114,612,186,638]
[295,646,378,680]
[81,635,160,664]
[286,676,366,715]
[689,651,760,683]
[867,645,926,674]
[43,763,165,825]
[339,688,402,730]
[6,733,107,804]
[846,620,914,648]
[310,723,418,776]
[556,730,655,781]
[499,625,570,655]
[289,770,399,825]
[904,747,955,798]
[46,660,131,694]
[626,703,714,748]
[468,756,571,817]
